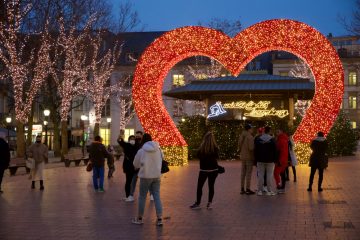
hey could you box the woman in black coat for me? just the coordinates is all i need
[307,132,328,192]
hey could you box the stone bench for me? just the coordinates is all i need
[64,148,89,167]
[8,158,30,176]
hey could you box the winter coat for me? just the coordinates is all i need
[254,134,277,164]
[197,147,219,171]
[276,133,289,167]
[27,142,48,164]
[133,141,162,178]
[309,137,328,169]
[88,141,113,168]
[238,131,254,161]
[0,138,10,169]
[288,137,298,166]
[118,139,140,173]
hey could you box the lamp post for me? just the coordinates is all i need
[81,115,88,155]
[43,109,50,146]
[6,117,11,143]
[106,117,111,146]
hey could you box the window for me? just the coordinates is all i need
[73,99,83,111]
[196,74,207,80]
[100,128,110,146]
[255,61,261,70]
[172,74,185,86]
[351,121,357,129]
[124,128,135,142]
[279,71,289,76]
[101,99,111,117]
[349,72,357,86]
[173,100,184,117]
[349,96,357,109]
[346,40,352,45]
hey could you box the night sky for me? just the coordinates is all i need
[111,0,355,36]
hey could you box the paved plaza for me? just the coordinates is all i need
[0,153,360,240]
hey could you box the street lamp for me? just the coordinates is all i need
[81,115,88,155]
[107,118,111,146]
[5,117,11,143]
[43,109,50,146]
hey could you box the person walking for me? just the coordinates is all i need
[88,136,113,192]
[27,135,48,190]
[132,133,163,226]
[118,133,138,201]
[238,124,255,195]
[107,145,115,179]
[254,126,277,196]
[274,129,289,194]
[307,132,328,192]
[190,132,220,210]
[285,135,297,182]
[0,132,10,193]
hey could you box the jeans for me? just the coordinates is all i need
[257,162,275,192]
[130,172,138,196]
[138,178,162,218]
[125,172,134,197]
[93,166,104,190]
[196,171,218,204]
[309,167,324,189]
[241,160,254,189]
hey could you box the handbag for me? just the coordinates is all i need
[217,165,225,174]
[161,160,170,174]
[26,158,35,169]
[86,162,93,172]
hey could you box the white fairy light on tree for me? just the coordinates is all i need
[0,0,51,157]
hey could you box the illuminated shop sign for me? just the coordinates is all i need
[207,101,289,119]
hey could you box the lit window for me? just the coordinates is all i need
[349,96,357,109]
[351,121,357,129]
[124,129,135,141]
[100,128,110,146]
[279,71,288,76]
[349,72,357,85]
[197,74,207,80]
[173,74,185,86]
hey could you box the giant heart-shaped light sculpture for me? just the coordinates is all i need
[133,19,344,166]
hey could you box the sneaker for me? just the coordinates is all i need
[94,188,99,192]
[245,189,255,195]
[98,188,105,193]
[318,188,323,192]
[156,218,163,226]
[126,196,135,202]
[189,203,201,210]
[150,195,154,201]
[262,186,269,192]
[206,202,213,210]
[307,188,312,192]
[257,191,263,196]
[277,189,285,194]
[132,217,143,225]
[266,191,277,196]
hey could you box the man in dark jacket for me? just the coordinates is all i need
[118,132,141,201]
[307,132,328,192]
[254,126,277,196]
[89,136,113,192]
[0,132,10,193]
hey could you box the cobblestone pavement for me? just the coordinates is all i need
[0,154,359,240]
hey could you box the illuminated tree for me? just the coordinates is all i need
[86,33,121,136]
[0,0,51,157]
[51,15,94,158]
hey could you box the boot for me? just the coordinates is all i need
[307,184,312,192]
[31,181,35,189]
[318,184,323,192]
[40,180,44,191]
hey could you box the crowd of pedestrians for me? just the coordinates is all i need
[0,123,329,227]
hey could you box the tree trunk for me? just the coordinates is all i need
[53,121,61,157]
[16,121,25,158]
[93,122,100,137]
[61,120,68,161]
[26,106,34,147]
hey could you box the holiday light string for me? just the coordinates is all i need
[0,0,51,123]
[133,19,344,166]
